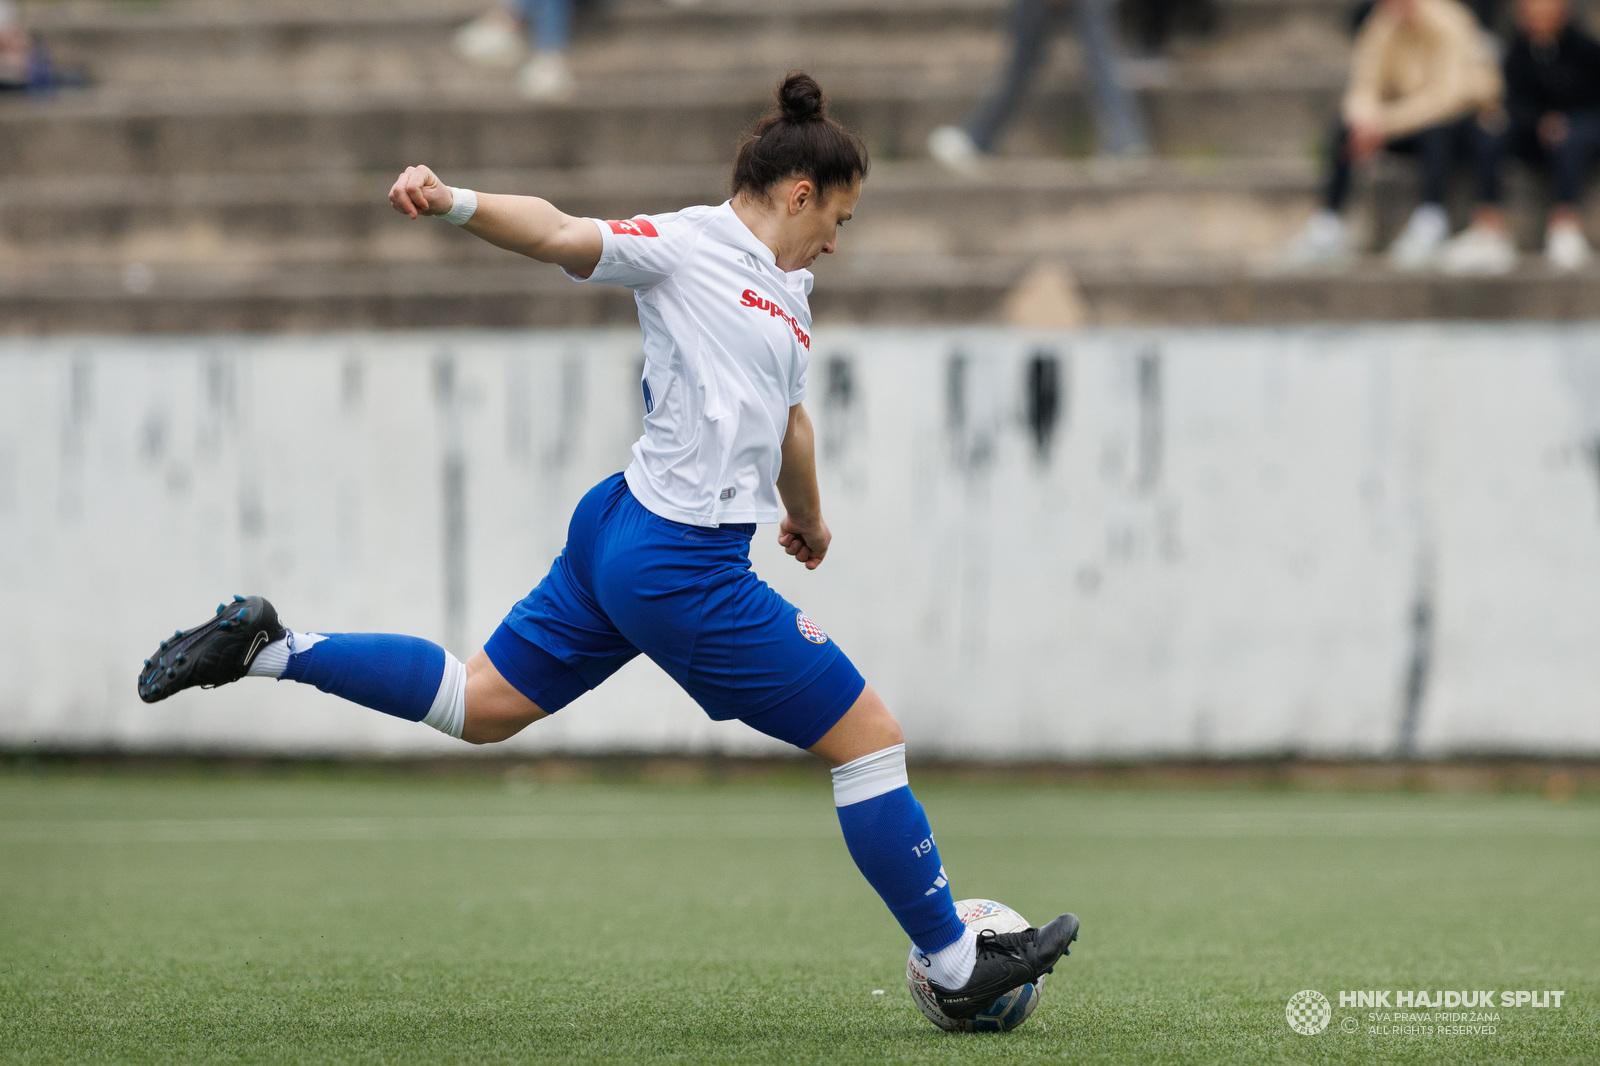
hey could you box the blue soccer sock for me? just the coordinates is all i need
[832,744,971,982]
[246,631,466,739]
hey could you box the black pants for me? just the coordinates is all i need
[1476,108,1600,207]
[1322,116,1477,212]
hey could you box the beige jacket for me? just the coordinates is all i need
[1342,0,1503,139]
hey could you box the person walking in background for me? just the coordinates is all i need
[928,0,1151,170]
[1441,0,1600,273]
[1284,0,1501,269]
[453,0,583,99]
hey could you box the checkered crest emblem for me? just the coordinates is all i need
[795,612,828,644]
[956,900,1005,922]
[1285,990,1331,1035]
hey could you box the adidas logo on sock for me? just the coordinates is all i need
[923,865,948,897]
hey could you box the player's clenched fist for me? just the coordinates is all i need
[388,165,454,219]
[778,513,831,570]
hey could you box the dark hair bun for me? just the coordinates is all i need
[777,71,826,123]
[730,70,867,201]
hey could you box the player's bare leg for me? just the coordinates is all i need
[807,684,902,767]
[459,652,548,744]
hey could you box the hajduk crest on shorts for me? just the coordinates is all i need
[797,612,828,644]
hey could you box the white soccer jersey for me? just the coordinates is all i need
[566,202,814,527]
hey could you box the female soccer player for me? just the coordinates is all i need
[136,72,1076,1020]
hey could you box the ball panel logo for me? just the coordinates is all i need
[1287,990,1332,1035]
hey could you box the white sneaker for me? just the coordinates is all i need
[453,10,525,67]
[1546,219,1593,272]
[517,50,574,100]
[1281,209,1353,268]
[1386,204,1450,271]
[1439,224,1517,276]
[927,125,982,176]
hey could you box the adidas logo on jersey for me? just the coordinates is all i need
[738,252,764,271]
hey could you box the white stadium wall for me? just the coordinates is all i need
[3,325,1600,759]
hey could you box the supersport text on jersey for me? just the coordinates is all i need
[741,289,810,350]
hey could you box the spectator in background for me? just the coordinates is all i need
[1441,0,1600,273]
[928,0,1150,171]
[453,0,583,100]
[1284,0,1501,268]
[0,0,47,93]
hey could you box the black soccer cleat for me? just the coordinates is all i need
[136,595,285,704]
[928,913,1080,1021]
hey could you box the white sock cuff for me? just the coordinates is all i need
[248,630,327,679]
[245,635,291,678]
[831,743,908,807]
[421,652,466,739]
[290,631,327,655]
[918,925,978,988]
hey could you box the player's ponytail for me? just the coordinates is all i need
[731,71,869,203]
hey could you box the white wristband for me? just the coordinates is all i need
[444,187,478,226]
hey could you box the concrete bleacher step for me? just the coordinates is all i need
[11,0,1598,330]
[7,0,1355,180]
[10,158,1582,279]
[0,160,1323,273]
[25,0,1353,90]
[5,256,1597,335]
[0,70,1343,179]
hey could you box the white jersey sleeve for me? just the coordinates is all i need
[789,346,808,407]
[567,212,703,290]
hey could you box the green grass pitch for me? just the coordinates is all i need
[0,768,1595,1064]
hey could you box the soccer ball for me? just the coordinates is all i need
[906,898,1044,1033]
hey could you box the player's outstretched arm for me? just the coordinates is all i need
[387,164,603,278]
[776,402,830,569]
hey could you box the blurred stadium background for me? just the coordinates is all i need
[4,2,1599,1062]
[4,0,1600,767]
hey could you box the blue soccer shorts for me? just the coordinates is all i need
[482,473,866,750]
